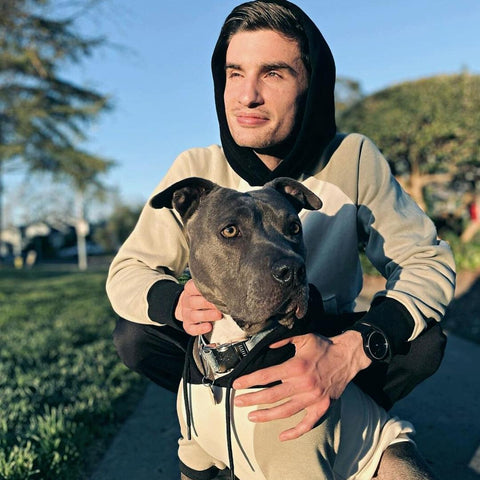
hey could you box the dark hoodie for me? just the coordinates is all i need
[211,0,337,185]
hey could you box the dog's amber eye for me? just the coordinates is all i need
[289,222,302,235]
[221,225,239,238]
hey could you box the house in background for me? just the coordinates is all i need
[0,220,103,265]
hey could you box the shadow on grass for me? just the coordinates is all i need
[443,276,480,345]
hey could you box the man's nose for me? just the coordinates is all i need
[239,78,263,107]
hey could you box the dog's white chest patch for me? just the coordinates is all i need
[207,315,247,345]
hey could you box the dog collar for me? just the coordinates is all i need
[199,328,274,376]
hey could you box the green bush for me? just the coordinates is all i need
[442,233,480,272]
[0,268,146,480]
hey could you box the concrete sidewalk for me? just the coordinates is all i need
[90,332,480,480]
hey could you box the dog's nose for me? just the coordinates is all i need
[271,260,306,286]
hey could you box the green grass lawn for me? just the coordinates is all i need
[0,266,146,480]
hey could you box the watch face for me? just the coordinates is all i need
[367,330,389,360]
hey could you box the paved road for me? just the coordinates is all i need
[90,332,480,480]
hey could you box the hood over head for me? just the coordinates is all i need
[212,0,336,186]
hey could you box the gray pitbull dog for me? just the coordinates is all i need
[151,176,320,336]
[151,177,436,480]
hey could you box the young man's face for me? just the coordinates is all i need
[224,29,309,156]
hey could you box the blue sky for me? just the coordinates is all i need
[6,0,480,220]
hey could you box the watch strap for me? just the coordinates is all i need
[346,321,391,363]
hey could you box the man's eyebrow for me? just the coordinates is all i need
[225,63,241,71]
[225,62,299,75]
[263,62,293,71]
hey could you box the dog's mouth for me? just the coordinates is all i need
[275,295,308,328]
[275,296,304,317]
[233,291,308,335]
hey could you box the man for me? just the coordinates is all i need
[107,0,455,477]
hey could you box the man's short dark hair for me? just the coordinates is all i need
[219,0,311,73]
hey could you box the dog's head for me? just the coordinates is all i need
[151,177,322,334]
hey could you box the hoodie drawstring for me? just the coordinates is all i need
[225,385,236,480]
[183,337,195,441]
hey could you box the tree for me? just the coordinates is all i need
[335,76,363,120]
[94,203,143,254]
[338,73,480,214]
[0,0,114,267]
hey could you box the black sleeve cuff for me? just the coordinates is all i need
[147,280,185,330]
[360,297,415,354]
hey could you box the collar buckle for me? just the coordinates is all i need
[200,338,249,374]
[199,328,273,376]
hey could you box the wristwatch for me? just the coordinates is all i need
[346,322,391,362]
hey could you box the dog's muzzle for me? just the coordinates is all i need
[199,329,273,376]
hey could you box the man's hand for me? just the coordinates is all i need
[232,331,371,441]
[175,279,223,335]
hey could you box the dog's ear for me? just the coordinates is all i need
[265,177,322,212]
[150,177,217,221]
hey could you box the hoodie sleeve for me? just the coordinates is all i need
[106,154,192,326]
[356,136,456,341]
[105,200,189,326]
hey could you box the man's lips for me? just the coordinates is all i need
[234,113,269,127]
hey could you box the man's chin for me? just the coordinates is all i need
[232,136,274,150]
[227,125,273,149]
[231,134,295,160]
